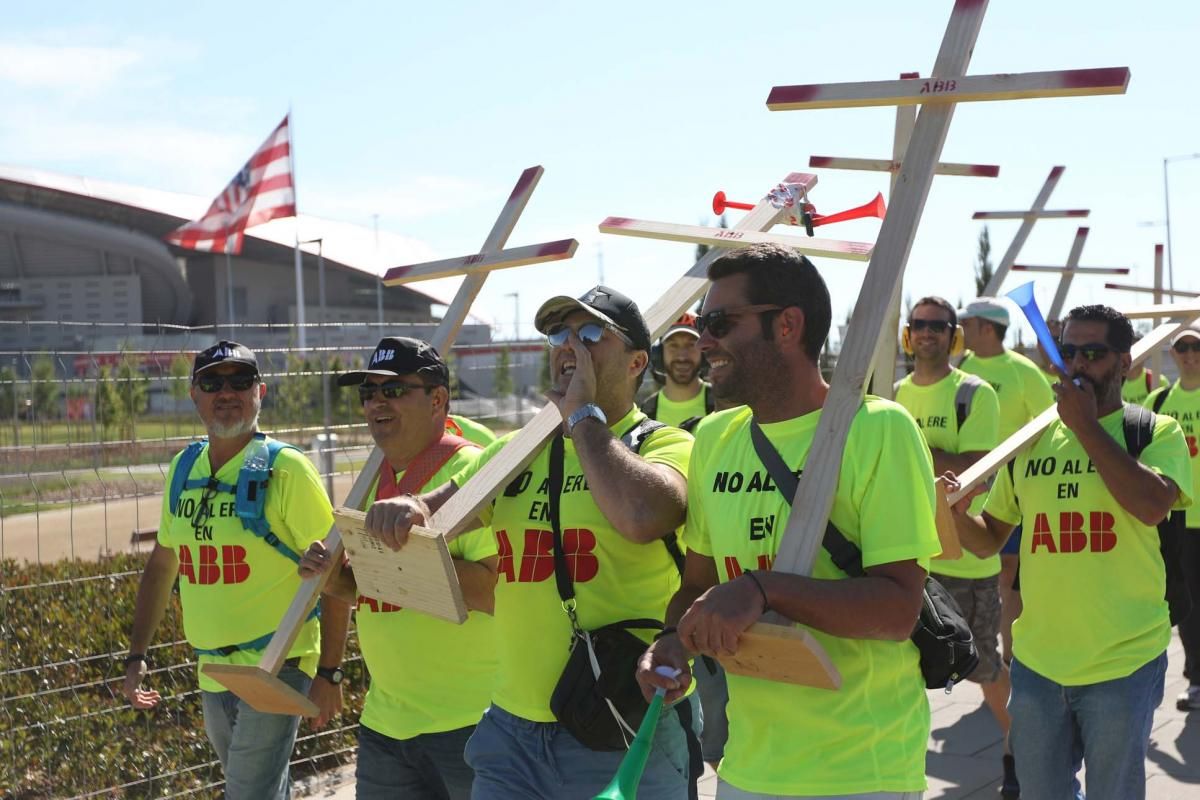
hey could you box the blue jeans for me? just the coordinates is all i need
[464,699,699,799]
[1009,652,1166,800]
[201,661,311,800]
[356,723,476,800]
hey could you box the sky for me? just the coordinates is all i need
[2,1,1198,345]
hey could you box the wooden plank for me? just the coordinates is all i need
[1119,301,1200,319]
[333,508,467,621]
[1105,282,1200,298]
[598,216,873,262]
[718,623,841,689]
[201,666,319,716]
[1014,265,1130,275]
[382,239,577,285]
[809,155,999,177]
[1048,227,1091,321]
[981,166,1071,296]
[973,209,1089,219]
[933,477,963,560]
[1152,245,1165,380]
[768,67,1129,112]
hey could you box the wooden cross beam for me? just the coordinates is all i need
[597,215,874,262]
[976,166,1090,295]
[1105,246,1199,378]
[1010,227,1130,320]
[761,0,1130,597]
[1105,283,1200,299]
[808,70,1000,399]
[202,165,577,715]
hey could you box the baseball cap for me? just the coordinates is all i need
[336,337,450,387]
[534,285,653,353]
[958,297,1011,326]
[661,312,700,343]
[192,341,259,378]
[1170,323,1200,347]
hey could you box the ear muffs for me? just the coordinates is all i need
[902,325,965,357]
[901,326,913,356]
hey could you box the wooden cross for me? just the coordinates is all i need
[1105,244,1200,379]
[807,70,1000,398]
[975,166,1091,296]
[1008,226,1130,320]
[760,0,1129,608]
[202,165,578,715]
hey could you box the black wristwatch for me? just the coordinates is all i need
[316,665,345,685]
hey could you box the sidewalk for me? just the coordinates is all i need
[303,630,1200,799]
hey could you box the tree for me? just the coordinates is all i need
[30,355,59,426]
[445,351,461,399]
[95,366,121,439]
[494,346,513,398]
[538,346,552,393]
[114,353,148,441]
[273,351,316,431]
[168,353,191,434]
[0,365,16,419]
[974,225,994,296]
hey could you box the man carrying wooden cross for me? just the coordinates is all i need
[299,337,499,799]
[360,286,701,799]
[123,341,350,800]
[948,305,1193,799]
[637,245,940,798]
[641,313,715,431]
[1146,323,1200,712]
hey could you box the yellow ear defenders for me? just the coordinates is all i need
[902,323,964,357]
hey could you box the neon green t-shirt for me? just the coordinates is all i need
[447,414,498,447]
[1147,382,1200,527]
[983,408,1193,685]
[652,386,709,428]
[1124,369,1171,407]
[895,369,1001,578]
[355,447,498,741]
[959,349,1055,442]
[448,406,691,722]
[685,400,940,796]
[158,438,333,692]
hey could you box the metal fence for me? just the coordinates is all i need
[0,320,542,799]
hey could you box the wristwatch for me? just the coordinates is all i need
[567,403,607,433]
[316,665,345,685]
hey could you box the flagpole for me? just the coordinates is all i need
[225,249,236,338]
[289,109,307,352]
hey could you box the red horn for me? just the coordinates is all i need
[712,191,755,216]
[810,192,887,227]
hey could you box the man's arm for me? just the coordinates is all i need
[309,594,351,729]
[952,508,1017,559]
[571,419,688,543]
[454,555,499,615]
[635,551,720,703]
[123,543,179,709]
[363,481,467,550]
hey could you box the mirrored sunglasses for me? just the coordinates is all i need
[546,322,632,348]
[1059,342,1112,362]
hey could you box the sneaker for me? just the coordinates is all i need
[1176,684,1200,711]
[1001,753,1020,799]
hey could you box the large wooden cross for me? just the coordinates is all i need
[975,166,1090,296]
[760,0,1129,605]
[1105,244,1200,379]
[1008,226,1130,320]
[806,70,1000,398]
[202,165,578,715]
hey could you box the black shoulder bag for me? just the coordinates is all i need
[748,420,979,691]
[546,432,664,751]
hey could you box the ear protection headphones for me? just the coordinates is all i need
[901,323,965,357]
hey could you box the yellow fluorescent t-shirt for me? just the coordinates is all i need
[447,414,498,447]
[684,400,940,796]
[1123,370,1170,407]
[1146,383,1200,528]
[984,408,1194,685]
[959,349,1055,442]
[653,387,709,428]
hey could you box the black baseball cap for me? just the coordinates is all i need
[336,337,450,387]
[192,340,259,378]
[534,285,652,353]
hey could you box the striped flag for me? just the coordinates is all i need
[165,115,296,254]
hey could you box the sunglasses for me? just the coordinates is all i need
[1173,339,1200,354]
[907,319,952,334]
[695,305,783,339]
[358,381,432,403]
[194,373,258,393]
[546,322,633,348]
[1059,342,1113,362]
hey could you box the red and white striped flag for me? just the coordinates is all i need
[165,115,296,255]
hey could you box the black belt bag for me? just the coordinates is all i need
[544,433,663,751]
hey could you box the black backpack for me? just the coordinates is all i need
[640,385,716,433]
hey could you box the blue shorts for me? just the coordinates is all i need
[1001,524,1023,556]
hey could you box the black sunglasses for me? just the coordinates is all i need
[546,322,633,348]
[194,373,258,393]
[1173,340,1200,354]
[1060,342,1112,362]
[908,319,952,334]
[358,381,432,403]
[696,305,783,339]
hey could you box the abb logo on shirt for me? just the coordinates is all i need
[722,554,774,580]
[495,528,599,583]
[1028,510,1117,554]
[178,544,251,584]
[356,595,403,613]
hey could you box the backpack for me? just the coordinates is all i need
[1008,403,1191,625]
[894,373,984,432]
[639,385,715,425]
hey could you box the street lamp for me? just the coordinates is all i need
[300,237,334,498]
[1163,153,1200,298]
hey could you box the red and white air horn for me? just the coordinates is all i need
[712,190,886,236]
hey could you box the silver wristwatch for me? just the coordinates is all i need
[566,403,607,433]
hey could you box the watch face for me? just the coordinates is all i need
[319,667,344,684]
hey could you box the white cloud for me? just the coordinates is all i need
[0,42,142,91]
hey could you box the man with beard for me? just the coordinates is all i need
[641,313,715,431]
[1147,324,1200,711]
[637,244,940,798]
[123,341,349,799]
[354,287,700,799]
[948,306,1193,799]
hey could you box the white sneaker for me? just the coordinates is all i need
[1176,685,1200,711]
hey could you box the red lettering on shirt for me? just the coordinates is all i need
[178,545,196,583]
[197,545,220,585]
[1058,512,1086,553]
[724,557,743,580]
[496,530,516,582]
[1089,511,1117,552]
[757,554,773,571]
[1030,513,1057,553]
[221,545,250,584]
[355,595,402,613]
[518,530,556,583]
[563,528,599,582]
[1187,435,1197,458]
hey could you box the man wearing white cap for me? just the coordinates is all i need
[1148,323,1200,711]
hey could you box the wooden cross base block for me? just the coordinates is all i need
[333,508,467,623]
[719,623,841,689]
[933,477,963,560]
[202,664,319,717]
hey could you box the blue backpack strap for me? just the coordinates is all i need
[194,603,321,657]
[169,441,208,515]
[235,434,304,564]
